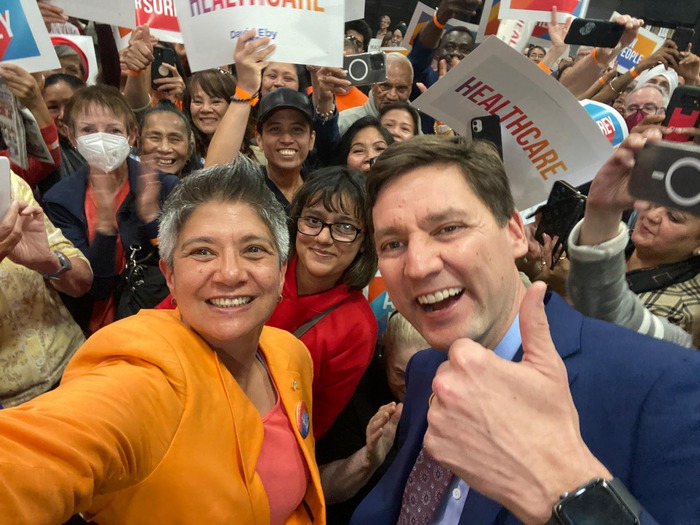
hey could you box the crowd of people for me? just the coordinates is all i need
[0,0,699,523]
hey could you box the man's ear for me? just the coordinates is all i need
[507,211,528,260]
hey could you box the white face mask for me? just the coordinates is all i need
[76,132,131,173]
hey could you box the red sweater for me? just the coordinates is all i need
[266,256,378,439]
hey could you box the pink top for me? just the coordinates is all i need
[257,384,309,524]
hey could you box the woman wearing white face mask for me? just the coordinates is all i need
[42,85,179,334]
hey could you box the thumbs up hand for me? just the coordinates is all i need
[424,282,610,524]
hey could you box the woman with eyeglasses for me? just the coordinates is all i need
[266,166,379,440]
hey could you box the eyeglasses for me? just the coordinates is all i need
[297,216,363,243]
[626,104,666,116]
[376,82,410,96]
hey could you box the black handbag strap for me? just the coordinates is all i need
[293,298,349,338]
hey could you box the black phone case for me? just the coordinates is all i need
[662,85,700,142]
[471,115,503,160]
[534,181,587,268]
[151,47,176,89]
[564,19,624,48]
[672,27,695,52]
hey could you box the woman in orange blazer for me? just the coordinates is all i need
[0,158,324,525]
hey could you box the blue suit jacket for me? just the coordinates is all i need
[351,293,700,525]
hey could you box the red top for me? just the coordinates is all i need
[266,255,378,439]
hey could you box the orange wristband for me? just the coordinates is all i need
[538,62,552,75]
[127,69,144,77]
[629,67,639,79]
[597,76,607,85]
[231,84,260,106]
[433,12,446,30]
[591,48,603,66]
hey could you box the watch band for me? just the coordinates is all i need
[41,250,72,281]
[547,477,642,525]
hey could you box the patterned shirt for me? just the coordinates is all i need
[0,173,88,407]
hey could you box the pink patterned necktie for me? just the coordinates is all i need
[397,447,454,525]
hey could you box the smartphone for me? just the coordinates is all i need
[471,115,502,160]
[662,85,700,142]
[534,180,587,269]
[672,26,695,52]
[151,46,177,90]
[629,140,700,216]
[343,52,387,86]
[0,157,10,219]
[564,19,624,48]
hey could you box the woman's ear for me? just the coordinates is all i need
[128,126,139,147]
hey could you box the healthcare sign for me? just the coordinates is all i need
[412,37,613,210]
[499,0,589,23]
[0,0,58,73]
[173,0,344,71]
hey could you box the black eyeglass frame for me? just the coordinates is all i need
[296,216,364,243]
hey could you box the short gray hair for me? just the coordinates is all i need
[628,83,670,108]
[385,52,414,84]
[158,156,290,268]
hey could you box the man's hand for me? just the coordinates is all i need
[435,0,482,25]
[677,45,700,86]
[424,282,610,524]
[636,40,681,72]
[0,63,44,111]
[234,29,276,95]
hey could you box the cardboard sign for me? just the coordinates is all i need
[403,1,478,51]
[136,0,183,44]
[345,0,364,22]
[580,99,627,147]
[47,0,136,27]
[412,37,613,210]
[173,0,344,71]
[610,12,664,74]
[499,0,588,23]
[0,0,59,73]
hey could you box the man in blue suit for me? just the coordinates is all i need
[351,133,700,524]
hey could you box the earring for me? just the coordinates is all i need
[694,249,700,257]
[277,295,283,304]
[171,297,177,306]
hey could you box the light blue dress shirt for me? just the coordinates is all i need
[433,315,523,524]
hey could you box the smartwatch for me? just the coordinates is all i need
[42,250,72,281]
[547,478,642,525]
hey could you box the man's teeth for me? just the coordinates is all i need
[417,288,463,305]
[208,297,252,307]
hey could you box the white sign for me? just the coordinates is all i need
[47,0,136,27]
[499,0,589,23]
[0,0,60,73]
[496,18,533,51]
[345,0,364,22]
[412,37,613,210]
[173,0,344,71]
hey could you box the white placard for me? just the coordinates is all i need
[499,0,589,23]
[345,0,364,22]
[412,36,613,210]
[174,0,345,71]
[47,0,136,27]
[610,12,664,74]
[0,0,60,73]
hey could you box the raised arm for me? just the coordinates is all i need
[204,30,275,167]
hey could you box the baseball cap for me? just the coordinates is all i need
[256,88,314,130]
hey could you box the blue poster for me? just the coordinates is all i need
[0,0,40,61]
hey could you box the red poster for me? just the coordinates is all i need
[135,0,180,32]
